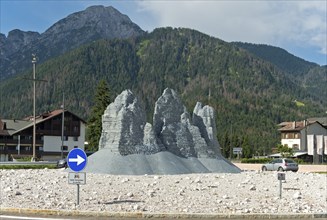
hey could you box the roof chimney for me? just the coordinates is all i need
[293,121,296,129]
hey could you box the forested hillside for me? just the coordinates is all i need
[233,42,318,75]
[0,28,325,155]
[233,42,327,99]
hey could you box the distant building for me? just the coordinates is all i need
[0,109,86,161]
[277,118,327,163]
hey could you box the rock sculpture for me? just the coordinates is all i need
[98,88,220,158]
[98,89,162,155]
[88,88,241,174]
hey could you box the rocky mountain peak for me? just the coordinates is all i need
[43,5,143,40]
[0,29,40,58]
[1,5,144,79]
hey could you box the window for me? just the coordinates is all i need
[295,133,300,138]
[74,146,78,148]
[74,136,78,141]
[292,144,299,150]
[61,146,68,151]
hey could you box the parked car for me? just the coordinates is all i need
[261,158,298,172]
[57,158,67,168]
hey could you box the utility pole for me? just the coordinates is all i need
[32,55,37,162]
[26,54,47,162]
[61,92,65,159]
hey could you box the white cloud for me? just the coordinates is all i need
[136,1,327,55]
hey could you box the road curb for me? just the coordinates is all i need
[1,207,327,219]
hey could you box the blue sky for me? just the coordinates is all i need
[1,0,326,65]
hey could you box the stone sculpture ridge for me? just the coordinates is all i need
[98,88,220,158]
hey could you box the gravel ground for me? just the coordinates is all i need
[234,163,327,173]
[1,168,326,215]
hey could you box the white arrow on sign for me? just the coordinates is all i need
[68,154,85,166]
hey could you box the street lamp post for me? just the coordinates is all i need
[26,54,47,162]
[61,92,65,159]
[32,55,37,162]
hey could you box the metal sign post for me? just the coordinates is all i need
[277,172,285,199]
[77,184,80,205]
[67,148,87,206]
[68,172,86,205]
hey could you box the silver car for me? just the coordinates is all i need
[56,158,67,168]
[261,158,298,172]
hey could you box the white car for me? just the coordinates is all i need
[261,158,298,172]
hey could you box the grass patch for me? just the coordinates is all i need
[241,158,271,164]
[294,100,305,107]
[0,164,57,169]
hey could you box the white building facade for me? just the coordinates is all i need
[278,119,327,162]
[0,109,86,161]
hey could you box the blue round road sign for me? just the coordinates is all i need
[67,148,87,172]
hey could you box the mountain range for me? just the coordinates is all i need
[0,5,326,154]
[0,6,144,79]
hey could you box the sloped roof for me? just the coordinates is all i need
[0,119,9,135]
[278,121,306,131]
[307,117,327,126]
[278,120,324,131]
[0,109,85,136]
[1,119,31,135]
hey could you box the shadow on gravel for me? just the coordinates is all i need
[103,200,143,205]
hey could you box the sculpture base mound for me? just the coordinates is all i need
[84,150,241,175]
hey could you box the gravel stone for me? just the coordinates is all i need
[0,169,326,215]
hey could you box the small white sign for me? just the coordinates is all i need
[233,147,242,154]
[68,172,86,185]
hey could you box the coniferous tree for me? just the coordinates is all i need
[241,135,253,158]
[221,131,231,158]
[86,80,111,151]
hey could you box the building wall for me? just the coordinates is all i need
[80,122,85,150]
[281,139,301,150]
[300,129,307,151]
[43,122,85,152]
[307,123,327,136]
[302,123,326,156]
[0,154,8,162]
[0,112,86,161]
[281,122,327,152]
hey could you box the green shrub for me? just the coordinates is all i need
[241,158,271,164]
[15,156,33,162]
[0,164,57,169]
[293,158,304,164]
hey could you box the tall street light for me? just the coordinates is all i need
[32,54,37,162]
[28,54,47,162]
[61,92,65,159]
